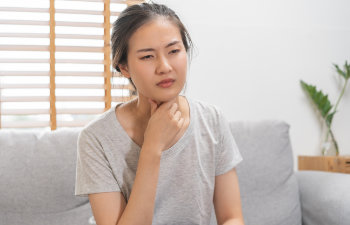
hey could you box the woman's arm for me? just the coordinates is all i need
[116,145,162,225]
[89,143,162,225]
[213,168,245,225]
[88,100,184,225]
[89,192,126,225]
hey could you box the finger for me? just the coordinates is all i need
[159,98,177,110]
[177,117,184,128]
[173,110,181,121]
[169,103,178,116]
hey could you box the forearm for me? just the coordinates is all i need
[117,144,161,225]
[221,218,245,225]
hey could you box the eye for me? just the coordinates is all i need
[170,49,180,54]
[140,55,153,60]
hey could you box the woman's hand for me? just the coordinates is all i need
[143,98,185,153]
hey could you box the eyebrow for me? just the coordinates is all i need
[136,40,180,53]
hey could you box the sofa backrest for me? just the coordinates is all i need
[0,127,92,225]
[228,120,301,225]
[1,120,302,225]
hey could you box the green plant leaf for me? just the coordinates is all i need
[334,64,346,79]
[345,61,350,79]
[322,97,331,113]
[334,61,350,80]
[300,80,333,119]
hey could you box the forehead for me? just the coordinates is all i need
[128,18,183,52]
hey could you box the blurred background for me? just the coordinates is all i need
[0,0,135,129]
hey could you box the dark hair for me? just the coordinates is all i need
[111,2,193,92]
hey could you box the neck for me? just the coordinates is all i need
[131,94,183,123]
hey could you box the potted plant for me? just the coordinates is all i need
[298,61,350,173]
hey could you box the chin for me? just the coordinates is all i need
[144,83,185,103]
[152,92,181,103]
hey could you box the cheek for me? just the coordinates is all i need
[173,53,188,73]
[128,60,151,79]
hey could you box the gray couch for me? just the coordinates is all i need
[1,120,349,225]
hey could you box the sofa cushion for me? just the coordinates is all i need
[228,120,301,225]
[297,171,350,225]
[0,127,92,225]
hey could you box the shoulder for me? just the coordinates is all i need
[78,106,117,140]
[189,97,225,122]
[187,97,230,137]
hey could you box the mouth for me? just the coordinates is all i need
[157,79,175,88]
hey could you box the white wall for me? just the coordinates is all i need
[154,0,350,169]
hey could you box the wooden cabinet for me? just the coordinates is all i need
[298,156,350,174]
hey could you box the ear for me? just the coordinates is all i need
[118,64,131,79]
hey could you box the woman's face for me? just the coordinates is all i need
[119,17,188,103]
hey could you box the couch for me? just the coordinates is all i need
[0,120,349,225]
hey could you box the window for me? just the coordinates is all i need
[0,0,142,130]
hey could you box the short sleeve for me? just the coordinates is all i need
[215,109,243,176]
[75,129,121,197]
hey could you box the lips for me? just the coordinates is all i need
[157,78,175,85]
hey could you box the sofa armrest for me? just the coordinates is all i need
[296,171,350,225]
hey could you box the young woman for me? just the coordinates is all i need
[75,3,244,225]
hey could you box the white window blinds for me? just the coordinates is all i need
[0,0,141,130]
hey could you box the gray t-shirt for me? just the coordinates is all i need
[75,96,243,225]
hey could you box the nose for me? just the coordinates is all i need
[155,55,172,75]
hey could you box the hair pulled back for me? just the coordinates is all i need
[111,2,193,90]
